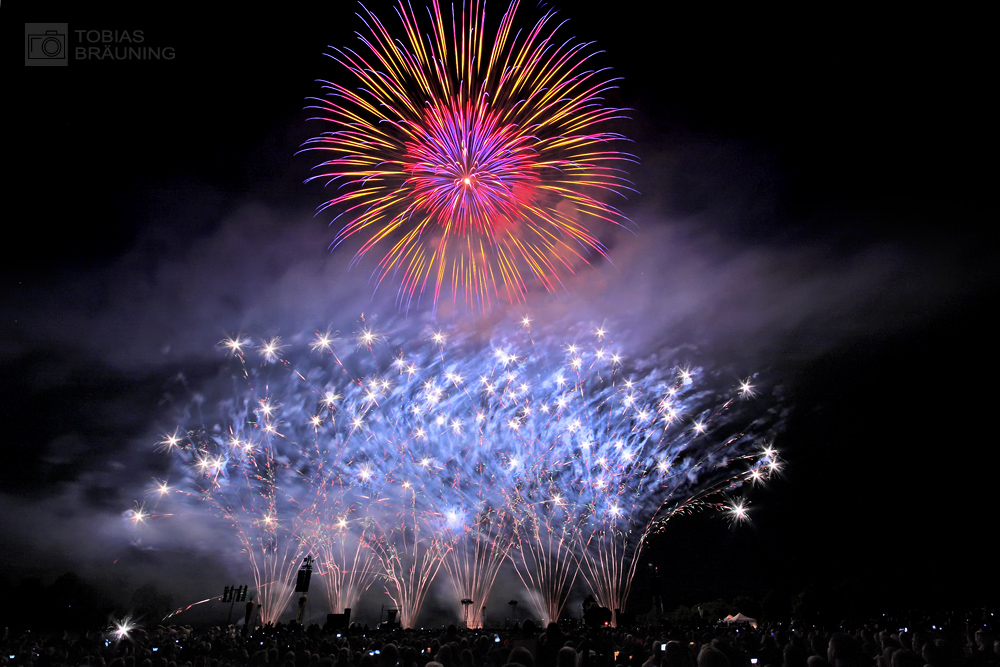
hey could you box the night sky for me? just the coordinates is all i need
[6,1,995,626]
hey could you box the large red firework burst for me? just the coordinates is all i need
[304,0,634,308]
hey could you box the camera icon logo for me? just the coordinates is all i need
[29,30,65,58]
[25,24,69,66]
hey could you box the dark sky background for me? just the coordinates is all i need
[5,1,996,626]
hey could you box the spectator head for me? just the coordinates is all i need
[380,643,399,667]
[891,649,922,667]
[508,647,534,667]
[697,645,729,667]
[556,647,577,667]
[664,641,691,667]
[783,643,809,667]
[436,644,455,667]
[921,641,942,667]
[810,635,829,659]
[828,634,863,667]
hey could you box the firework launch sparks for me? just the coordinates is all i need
[303,0,634,309]
[141,316,782,627]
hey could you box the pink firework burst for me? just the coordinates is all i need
[304,0,635,309]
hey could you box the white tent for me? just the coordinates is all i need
[723,613,758,629]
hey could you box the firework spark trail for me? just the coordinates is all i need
[568,381,775,620]
[430,431,517,629]
[296,372,383,616]
[148,316,782,626]
[303,0,634,309]
[302,432,381,615]
[153,336,351,625]
[173,406,316,624]
[507,499,581,627]
[439,505,515,629]
[312,513,381,615]
[369,499,449,631]
[345,410,452,630]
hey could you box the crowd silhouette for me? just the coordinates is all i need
[2,605,995,667]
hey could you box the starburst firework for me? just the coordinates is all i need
[304,0,633,308]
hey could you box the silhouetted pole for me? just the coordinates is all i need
[222,585,248,626]
[295,556,314,624]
